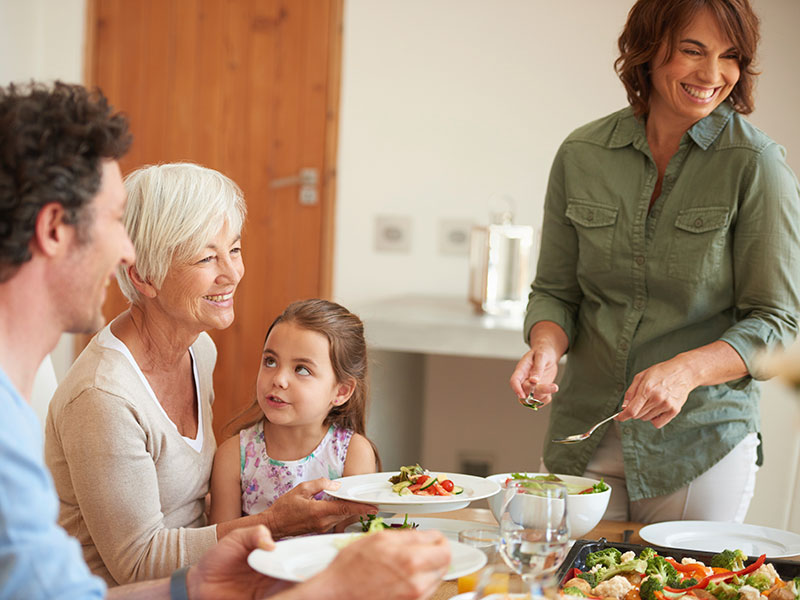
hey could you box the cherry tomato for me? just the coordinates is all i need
[441,479,455,492]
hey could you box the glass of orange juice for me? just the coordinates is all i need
[456,528,510,596]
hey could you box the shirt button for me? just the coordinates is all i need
[619,342,628,351]
[616,384,624,394]
[635,255,645,265]
[651,210,659,218]
[694,218,703,228]
[587,212,594,222]
[634,298,644,309]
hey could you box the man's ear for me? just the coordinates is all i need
[332,378,356,406]
[127,264,158,298]
[33,203,72,257]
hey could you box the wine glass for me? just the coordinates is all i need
[496,478,570,593]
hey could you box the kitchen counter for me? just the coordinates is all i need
[356,294,528,360]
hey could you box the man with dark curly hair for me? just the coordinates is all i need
[0,81,451,600]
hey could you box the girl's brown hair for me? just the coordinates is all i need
[614,0,760,118]
[227,298,381,469]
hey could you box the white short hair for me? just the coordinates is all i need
[117,162,246,304]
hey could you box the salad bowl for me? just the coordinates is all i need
[486,472,611,539]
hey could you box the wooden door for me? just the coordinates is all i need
[84,0,342,441]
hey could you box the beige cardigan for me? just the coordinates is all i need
[44,328,218,586]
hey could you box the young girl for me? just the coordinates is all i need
[209,299,379,521]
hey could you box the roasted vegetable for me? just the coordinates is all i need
[710,550,747,573]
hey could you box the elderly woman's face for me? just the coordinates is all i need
[154,220,244,333]
[649,7,740,127]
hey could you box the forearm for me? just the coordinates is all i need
[528,320,569,357]
[107,578,170,600]
[215,512,267,539]
[677,340,749,388]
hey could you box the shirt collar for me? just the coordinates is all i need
[609,101,736,151]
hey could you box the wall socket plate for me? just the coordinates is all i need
[439,219,473,256]
[374,215,412,253]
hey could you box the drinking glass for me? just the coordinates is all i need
[496,479,570,590]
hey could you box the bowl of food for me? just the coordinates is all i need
[486,473,611,539]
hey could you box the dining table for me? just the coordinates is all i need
[421,508,800,600]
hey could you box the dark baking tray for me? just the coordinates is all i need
[557,538,800,586]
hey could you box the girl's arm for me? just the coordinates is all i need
[342,433,378,476]
[208,435,244,525]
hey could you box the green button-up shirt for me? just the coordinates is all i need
[525,102,800,501]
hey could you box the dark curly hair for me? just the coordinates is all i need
[0,81,132,282]
[615,0,760,118]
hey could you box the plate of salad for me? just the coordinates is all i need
[247,532,487,582]
[344,514,495,541]
[327,465,501,514]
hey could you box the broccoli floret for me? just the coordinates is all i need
[710,549,747,572]
[640,577,665,600]
[586,548,622,570]
[638,548,657,561]
[743,573,770,592]
[601,559,648,582]
[563,587,587,597]
[707,581,742,600]
[645,555,680,588]
[577,571,600,589]
[673,578,699,589]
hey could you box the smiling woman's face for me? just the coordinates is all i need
[648,7,741,128]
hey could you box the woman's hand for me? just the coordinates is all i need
[264,478,377,539]
[616,357,696,428]
[509,321,569,406]
[617,341,749,428]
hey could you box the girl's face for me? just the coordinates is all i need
[256,321,354,428]
[648,7,740,128]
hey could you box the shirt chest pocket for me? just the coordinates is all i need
[667,206,730,282]
[565,200,619,273]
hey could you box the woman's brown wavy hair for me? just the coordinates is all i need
[614,0,760,118]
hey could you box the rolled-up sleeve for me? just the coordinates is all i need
[720,142,800,379]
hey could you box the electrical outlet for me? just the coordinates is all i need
[439,219,472,256]
[374,215,412,253]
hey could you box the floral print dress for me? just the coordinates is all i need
[239,420,353,515]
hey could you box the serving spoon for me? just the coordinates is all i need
[551,410,623,444]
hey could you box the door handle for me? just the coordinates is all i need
[269,168,318,205]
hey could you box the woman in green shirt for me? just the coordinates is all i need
[510,0,800,522]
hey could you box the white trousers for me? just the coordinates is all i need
[581,423,759,523]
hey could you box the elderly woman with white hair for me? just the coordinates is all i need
[44,163,374,586]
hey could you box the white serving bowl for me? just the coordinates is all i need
[486,473,611,539]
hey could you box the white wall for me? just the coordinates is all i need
[0,0,86,381]
[334,0,800,305]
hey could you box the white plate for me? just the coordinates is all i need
[344,517,496,541]
[639,520,800,558]
[247,533,486,582]
[326,471,500,514]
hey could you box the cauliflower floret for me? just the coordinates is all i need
[620,551,636,563]
[593,576,634,600]
[737,585,762,600]
[681,557,706,567]
[751,562,780,585]
[590,564,605,574]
